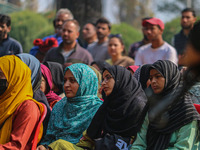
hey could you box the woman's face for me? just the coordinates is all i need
[101,70,115,96]
[149,69,165,94]
[64,70,79,98]
[40,76,47,94]
[108,37,124,57]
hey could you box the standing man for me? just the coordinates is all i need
[88,17,111,61]
[135,18,177,65]
[30,8,74,56]
[0,14,23,57]
[172,8,196,65]
[82,23,98,49]
[43,19,93,67]
[128,17,151,59]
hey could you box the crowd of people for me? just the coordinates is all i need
[0,7,200,150]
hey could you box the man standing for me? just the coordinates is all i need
[82,23,97,49]
[0,14,23,57]
[43,19,93,67]
[30,8,74,56]
[172,8,196,65]
[88,17,111,61]
[135,18,177,65]
[128,17,151,59]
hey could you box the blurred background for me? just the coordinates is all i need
[1,0,200,53]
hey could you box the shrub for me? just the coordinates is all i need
[111,23,143,54]
[9,10,53,53]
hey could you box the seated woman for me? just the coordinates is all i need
[131,60,200,150]
[46,65,147,150]
[106,35,135,68]
[40,64,62,109]
[0,55,43,149]
[43,61,64,97]
[17,53,51,134]
[37,63,102,149]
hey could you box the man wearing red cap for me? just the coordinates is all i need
[135,18,178,65]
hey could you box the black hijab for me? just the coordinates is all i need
[87,65,147,139]
[43,61,64,95]
[146,60,200,150]
[134,64,151,90]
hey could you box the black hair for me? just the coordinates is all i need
[95,17,111,30]
[182,8,196,17]
[0,14,11,27]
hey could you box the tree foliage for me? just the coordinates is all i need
[111,23,143,53]
[117,0,154,28]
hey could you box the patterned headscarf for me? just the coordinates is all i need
[41,63,102,144]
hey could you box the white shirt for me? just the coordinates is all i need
[135,42,178,65]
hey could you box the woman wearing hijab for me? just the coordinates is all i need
[37,63,102,149]
[40,64,62,109]
[55,65,147,150]
[106,35,135,68]
[43,61,64,96]
[131,60,200,150]
[133,64,151,90]
[0,55,44,149]
[17,53,51,135]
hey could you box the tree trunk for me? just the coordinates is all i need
[57,0,102,28]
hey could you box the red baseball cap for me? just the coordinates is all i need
[142,18,165,30]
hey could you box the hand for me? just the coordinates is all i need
[36,145,48,150]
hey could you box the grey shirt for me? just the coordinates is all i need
[0,36,23,57]
[88,40,110,61]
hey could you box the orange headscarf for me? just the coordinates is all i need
[0,55,43,144]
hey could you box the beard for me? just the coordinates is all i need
[97,32,106,39]
[181,24,193,30]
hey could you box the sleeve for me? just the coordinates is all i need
[0,100,40,150]
[166,47,178,65]
[13,42,23,55]
[30,46,40,56]
[166,120,200,150]
[87,53,94,65]
[134,48,143,66]
[130,115,148,150]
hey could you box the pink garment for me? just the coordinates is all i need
[41,64,62,107]
[127,65,139,73]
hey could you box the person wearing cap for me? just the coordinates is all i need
[134,17,178,66]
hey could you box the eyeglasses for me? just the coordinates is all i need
[101,75,113,84]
